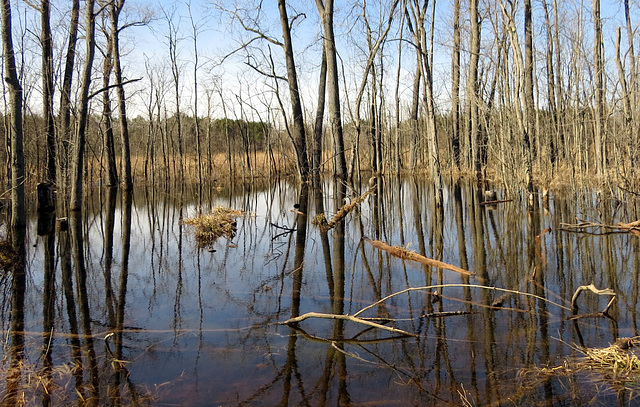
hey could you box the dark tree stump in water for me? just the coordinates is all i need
[37,182,55,212]
[36,182,56,212]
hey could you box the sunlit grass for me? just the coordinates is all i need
[183,206,243,247]
[517,337,640,404]
[0,351,156,406]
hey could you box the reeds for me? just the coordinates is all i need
[518,337,640,402]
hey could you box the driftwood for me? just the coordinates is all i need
[479,199,513,206]
[280,312,416,337]
[561,218,640,237]
[568,283,616,320]
[363,237,474,276]
[312,185,376,231]
[423,311,477,318]
[280,284,573,340]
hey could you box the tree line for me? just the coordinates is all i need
[1,0,640,215]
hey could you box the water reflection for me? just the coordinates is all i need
[1,178,639,405]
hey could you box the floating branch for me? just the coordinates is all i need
[560,217,640,237]
[280,311,417,337]
[479,199,513,206]
[363,237,474,276]
[423,311,478,318]
[568,283,616,319]
[312,185,376,231]
[354,284,572,318]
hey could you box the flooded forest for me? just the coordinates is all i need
[2,0,640,405]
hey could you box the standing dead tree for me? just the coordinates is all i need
[70,0,97,211]
[316,0,348,178]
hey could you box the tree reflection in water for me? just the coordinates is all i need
[0,178,637,405]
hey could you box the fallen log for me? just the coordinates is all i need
[363,237,474,276]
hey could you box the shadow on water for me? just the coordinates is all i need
[2,177,640,405]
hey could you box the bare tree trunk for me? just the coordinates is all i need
[165,8,184,180]
[41,0,55,185]
[110,0,133,190]
[451,0,461,169]
[623,0,638,177]
[552,0,566,161]
[316,0,347,178]
[278,0,309,180]
[541,0,557,171]
[59,0,80,193]
[2,0,25,232]
[410,55,420,170]
[524,0,535,193]
[101,38,119,187]
[468,0,481,181]
[312,49,327,174]
[187,1,203,187]
[405,0,442,202]
[393,9,405,173]
[349,0,399,178]
[70,0,96,211]
[593,0,605,177]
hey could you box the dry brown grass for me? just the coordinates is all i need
[517,337,640,403]
[0,355,156,406]
[183,206,243,247]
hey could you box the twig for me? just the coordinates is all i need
[353,284,572,318]
[280,311,417,337]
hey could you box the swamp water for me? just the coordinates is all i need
[2,177,640,406]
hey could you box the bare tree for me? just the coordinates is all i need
[468,0,481,181]
[2,0,24,233]
[187,0,204,186]
[70,0,97,211]
[405,0,443,201]
[41,0,55,184]
[316,0,347,177]
[59,0,80,189]
[109,0,133,190]
[524,0,534,193]
[100,33,119,186]
[278,0,309,180]
[592,0,605,177]
[451,0,461,169]
[312,48,327,174]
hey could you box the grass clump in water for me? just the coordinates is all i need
[184,206,242,247]
[517,337,640,404]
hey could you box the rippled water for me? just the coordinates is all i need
[2,177,640,406]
